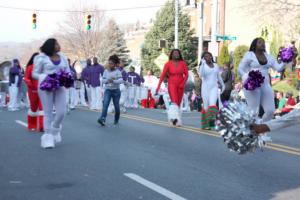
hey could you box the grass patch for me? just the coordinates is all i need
[272,80,298,96]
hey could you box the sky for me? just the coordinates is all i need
[0,0,168,43]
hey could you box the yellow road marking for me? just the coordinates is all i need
[267,143,300,153]
[265,145,300,156]
[79,107,300,156]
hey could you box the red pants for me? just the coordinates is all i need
[141,90,156,109]
[27,90,44,132]
[168,83,184,106]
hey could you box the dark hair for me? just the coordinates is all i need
[108,54,120,65]
[86,58,92,65]
[130,66,135,71]
[249,37,265,52]
[201,51,215,63]
[40,38,58,56]
[13,59,20,68]
[169,49,183,61]
[26,52,39,68]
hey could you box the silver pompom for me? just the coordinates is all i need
[217,100,271,154]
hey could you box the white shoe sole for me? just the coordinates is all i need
[41,134,55,149]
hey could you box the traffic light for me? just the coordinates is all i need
[32,13,37,29]
[86,14,92,30]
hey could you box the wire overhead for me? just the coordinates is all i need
[0,4,164,13]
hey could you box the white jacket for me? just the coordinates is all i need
[238,51,288,85]
[32,52,69,82]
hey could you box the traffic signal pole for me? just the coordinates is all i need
[197,1,204,65]
[210,0,218,58]
[175,0,179,49]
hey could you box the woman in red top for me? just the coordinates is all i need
[24,53,44,132]
[156,49,188,126]
[281,92,296,115]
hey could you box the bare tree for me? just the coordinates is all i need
[56,2,106,61]
[241,0,300,39]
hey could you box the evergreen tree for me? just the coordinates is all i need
[141,0,197,76]
[233,45,249,81]
[98,19,130,64]
[217,43,230,67]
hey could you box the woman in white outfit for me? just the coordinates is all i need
[198,52,225,130]
[32,38,69,149]
[238,37,289,122]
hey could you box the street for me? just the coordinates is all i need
[1,108,300,200]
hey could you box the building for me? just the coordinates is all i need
[183,0,278,54]
[125,0,276,63]
[124,22,152,63]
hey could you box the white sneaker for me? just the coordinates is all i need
[41,134,55,149]
[51,125,62,143]
[53,133,62,143]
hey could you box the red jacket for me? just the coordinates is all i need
[157,60,188,91]
[24,64,38,91]
[282,97,296,113]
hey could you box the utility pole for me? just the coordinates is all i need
[175,0,179,48]
[210,0,218,58]
[197,0,204,65]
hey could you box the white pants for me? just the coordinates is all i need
[66,87,78,109]
[139,87,148,100]
[244,84,275,122]
[119,84,127,112]
[80,82,89,106]
[38,87,66,132]
[70,87,78,108]
[0,92,6,107]
[126,86,138,108]
[18,81,28,108]
[119,84,127,107]
[202,85,218,110]
[180,93,190,112]
[163,93,171,110]
[90,86,102,110]
[8,84,19,110]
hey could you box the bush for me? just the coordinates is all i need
[272,80,298,97]
[217,43,230,67]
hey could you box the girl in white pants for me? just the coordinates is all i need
[198,52,224,129]
[33,38,69,149]
[238,38,289,122]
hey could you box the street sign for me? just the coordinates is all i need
[216,35,237,41]
[154,52,168,71]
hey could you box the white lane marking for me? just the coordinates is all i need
[15,120,27,127]
[9,181,22,184]
[124,173,187,200]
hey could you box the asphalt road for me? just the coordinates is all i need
[0,107,300,200]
